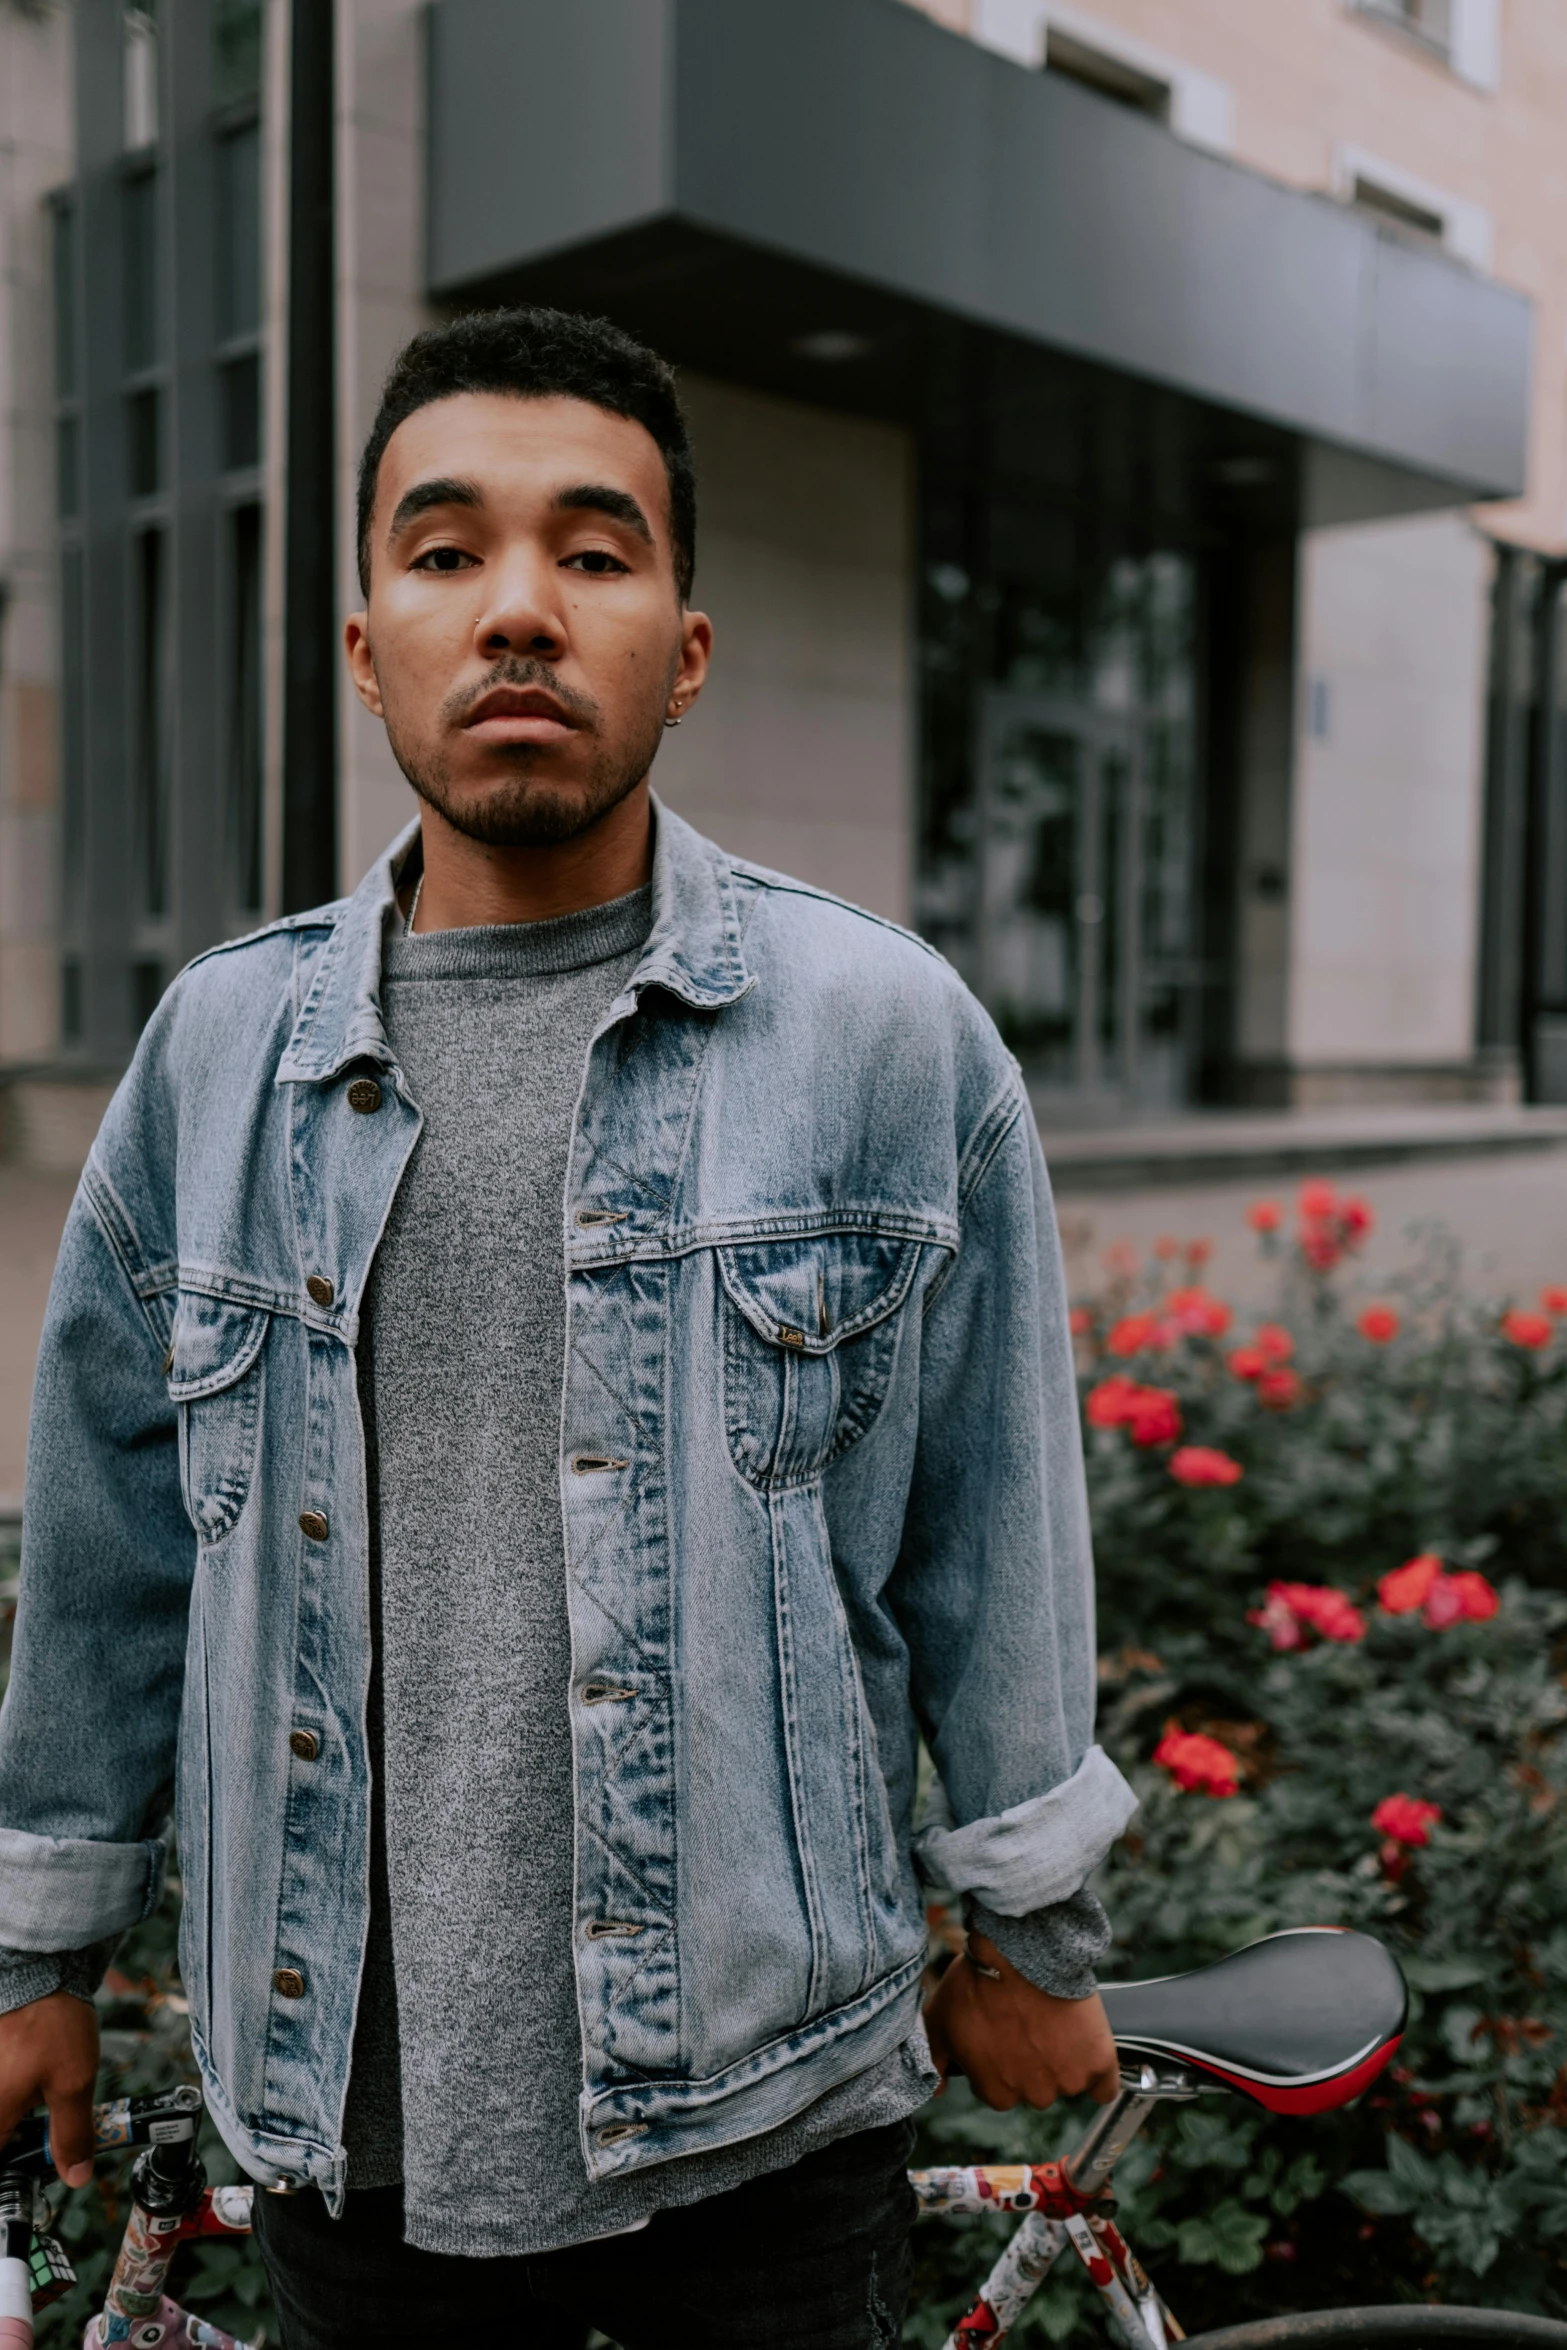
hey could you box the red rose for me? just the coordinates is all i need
[1107,1312,1164,1357]
[1340,1196,1375,1241]
[1301,1226,1342,1272]
[1542,1286,1567,1317]
[1166,1285,1233,1338]
[1247,1591,1305,1650]
[1247,1201,1283,1233]
[1298,1179,1337,1219]
[1186,1238,1215,1267]
[1378,1554,1442,1614]
[1069,1307,1093,1337]
[1126,1387,1183,1448]
[1358,1305,1399,1342]
[1254,1323,1294,1363]
[1257,1368,1302,1410]
[1086,1375,1139,1429]
[1503,1308,1553,1349]
[1169,1445,1243,1488]
[1153,1722,1239,1797]
[1371,1793,1442,1849]
[1228,1346,1266,1382]
[1265,1580,1366,1644]
[1444,1570,1500,1622]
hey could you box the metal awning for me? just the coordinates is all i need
[426,0,1531,508]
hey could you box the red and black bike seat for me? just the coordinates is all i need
[1099,1927,1407,2113]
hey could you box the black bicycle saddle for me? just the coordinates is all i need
[1099,1928,1407,2112]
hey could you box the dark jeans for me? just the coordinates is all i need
[252,2118,917,2350]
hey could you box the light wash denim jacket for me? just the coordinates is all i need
[0,802,1135,2206]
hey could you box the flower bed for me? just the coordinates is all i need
[911,1186,1567,2344]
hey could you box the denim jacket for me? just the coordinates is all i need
[0,802,1135,2205]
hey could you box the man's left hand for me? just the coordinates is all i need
[924,1930,1121,2110]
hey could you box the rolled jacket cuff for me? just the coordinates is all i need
[0,1828,167,1952]
[912,1744,1138,1916]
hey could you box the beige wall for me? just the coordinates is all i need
[655,377,914,924]
[0,8,72,1065]
[331,0,431,890]
[1290,509,1493,1073]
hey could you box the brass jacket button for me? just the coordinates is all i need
[298,1510,329,1542]
[306,1275,334,1307]
[272,1968,305,1999]
[346,1076,383,1114]
[288,1729,319,1761]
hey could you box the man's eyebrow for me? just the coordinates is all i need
[385,475,484,545]
[553,483,653,545]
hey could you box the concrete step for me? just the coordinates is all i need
[1038,1103,1567,1191]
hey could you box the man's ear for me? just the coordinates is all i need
[344,613,384,717]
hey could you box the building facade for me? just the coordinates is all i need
[1,0,1558,1127]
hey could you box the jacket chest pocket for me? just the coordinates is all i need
[719,1233,925,1489]
[166,1293,271,1544]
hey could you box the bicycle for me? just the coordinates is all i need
[2,1927,1565,2350]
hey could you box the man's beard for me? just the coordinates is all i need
[381,655,668,848]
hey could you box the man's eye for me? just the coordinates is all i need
[564,549,630,575]
[411,546,475,572]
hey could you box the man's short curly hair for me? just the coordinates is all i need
[356,307,696,602]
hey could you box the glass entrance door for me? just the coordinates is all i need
[974,693,1190,1113]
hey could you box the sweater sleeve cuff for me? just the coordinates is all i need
[0,1949,66,2016]
[968,1887,1113,2001]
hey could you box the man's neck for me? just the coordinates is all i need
[407,782,653,933]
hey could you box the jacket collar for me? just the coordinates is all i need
[276,794,753,1085]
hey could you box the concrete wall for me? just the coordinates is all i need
[1289,510,1494,1091]
[0,9,72,1065]
[655,376,914,923]
[332,0,432,889]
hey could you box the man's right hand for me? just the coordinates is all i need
[0,1991,99,2185]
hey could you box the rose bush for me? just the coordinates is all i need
[911,1189,1567,2343]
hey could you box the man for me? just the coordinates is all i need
[0,309,1135,2347]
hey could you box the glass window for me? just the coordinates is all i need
[61,959,83,1045]
[228,504,264,910]
[123,1,159,150]
[212,0,263,106]
[60,548,86,906]
[215,121,262,341]
[123,169,158,373]
[52,206,76,399]
[131,957,165,1030]
[132,528,170,917]
[56,416,79,520]
[220,353,260,470]
[127,387,161,497]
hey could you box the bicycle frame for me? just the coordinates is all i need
[911,2057,1208,2350]
[0,2088,254,2350]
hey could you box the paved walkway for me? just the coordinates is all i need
[0,1141,1562,1503]
[1053,1142,1567,1312]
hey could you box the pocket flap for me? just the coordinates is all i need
[167,1292,270,1401]
[717,1233,924,1355]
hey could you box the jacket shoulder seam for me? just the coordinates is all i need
[955,1070,1026,1216]
[79,1164,177,1337]
[177,904,345,979]
[725,863,943,962]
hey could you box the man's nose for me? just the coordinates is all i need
[474,552,564,659]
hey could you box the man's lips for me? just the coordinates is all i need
[461,687,581,745]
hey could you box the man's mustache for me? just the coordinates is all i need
[441,657,602,732]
